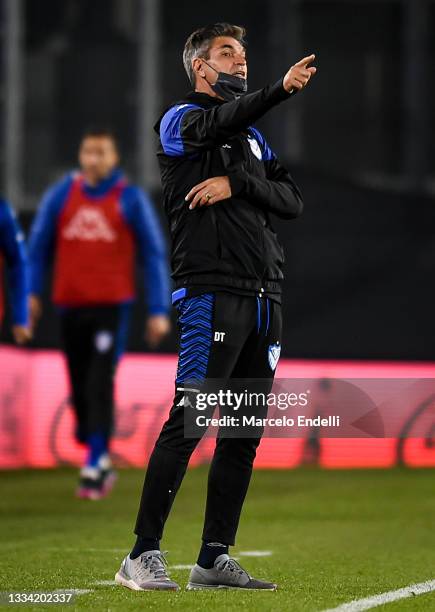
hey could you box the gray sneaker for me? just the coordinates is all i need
[186,554,277,590]
[115,550,179,591]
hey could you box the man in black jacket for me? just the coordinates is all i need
[115,23,316,592]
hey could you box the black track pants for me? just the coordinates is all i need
[134,292,282,545]
[60,304,129,443]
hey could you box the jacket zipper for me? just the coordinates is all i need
[240,133,267,292]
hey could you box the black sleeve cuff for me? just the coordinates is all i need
[268,77,295,103]
[228,170,248,197]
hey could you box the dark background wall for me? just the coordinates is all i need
[1,0,434,361]
[3,171,434,361]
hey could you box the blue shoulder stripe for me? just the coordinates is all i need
[248,127,275,161]
[160,104,202,156]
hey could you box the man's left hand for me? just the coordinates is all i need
[145,315,171,348]
[12,324,32,345]
[185,176,231,209]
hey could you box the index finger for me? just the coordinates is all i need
[295,54,316,68]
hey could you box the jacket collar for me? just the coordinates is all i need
[80,167,124,198]
[183,90,225,108]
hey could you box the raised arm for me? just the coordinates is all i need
[160,54,316,156]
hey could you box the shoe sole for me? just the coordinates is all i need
[115,571,179,591]
[186,582,277,591]
[75,472,117,501]
[76,488,101,500]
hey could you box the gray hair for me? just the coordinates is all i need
[183,23,246,86]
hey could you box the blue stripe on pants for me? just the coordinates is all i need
[175,293,214,385]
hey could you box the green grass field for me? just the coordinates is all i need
[1,467,435,611]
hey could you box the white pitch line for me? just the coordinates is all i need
[323,579,435,612]
[84,548,126,553]
[46,547,273,557]
[237,550,273,557]
[46,547,127,553]
[54,589,93,595]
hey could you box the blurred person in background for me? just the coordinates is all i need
[115,23,315,591]
[28,128,171,500]
[0,199,30,345]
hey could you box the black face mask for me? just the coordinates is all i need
[202,60,247,101]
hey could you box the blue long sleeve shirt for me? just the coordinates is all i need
[28,168,170,315]
[0,200,28,326]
